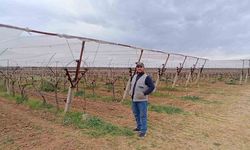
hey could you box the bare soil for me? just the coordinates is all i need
[1,82,250,150]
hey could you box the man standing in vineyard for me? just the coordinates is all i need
[129,62,155,138]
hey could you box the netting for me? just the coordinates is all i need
[0,35,81,67]
[0,24,205,69]
[1,24,249,113]
[206,60,244,68]
[0,24,248,70]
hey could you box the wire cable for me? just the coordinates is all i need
[65,39,75,60]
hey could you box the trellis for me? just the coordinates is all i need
[0,23,249,112]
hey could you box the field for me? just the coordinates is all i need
[0,68,250,150]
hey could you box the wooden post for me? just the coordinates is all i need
[195,59,207,84]
[155,69,161,89]
[122,49,144,101]
[122,77,131,100]
[55,61,59,110]
[244,60,250,83]
[239,60,244,85]
[6,59,10,94]
[64,86,74,113]
[172,56,187,87]
[185,58,199,87]
[185,72,192,87]
[155,54,170,88]
[248,60,250,78]
[64,41,85,113]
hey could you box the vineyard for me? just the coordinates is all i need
[0,24,250,149]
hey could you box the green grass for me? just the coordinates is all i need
[0,88,133,137]
[152,91,173,98]
[15,95,28,104]
[159,86,179,91]
[40,80,55,92]
[121,99,132,106]
[86,94,114,102]
[75,90,119,102]
[209,79,217,84]
[63,111,134,137]
[0,90,55,111]
[75,90,101,99]
[0,92,16,101]
[105,83,113,92]
[0,81,6,91]
[225,79,237,85]
[122,99,184,114]
[181,95,201,102]
[217,75,224,81]
[149,104,184,114]
[3,136,14,145]
[180,95,220,104]
[25,100,54,110]
[74,90,85,97]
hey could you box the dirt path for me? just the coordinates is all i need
[1,83,250,149]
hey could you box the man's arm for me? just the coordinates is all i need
[144,75,155,95]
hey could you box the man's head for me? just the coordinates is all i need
[136,62,145,73]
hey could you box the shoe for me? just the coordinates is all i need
[138,132,146,138]
[133,128,140,132]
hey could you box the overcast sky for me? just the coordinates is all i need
[1,0,250,60]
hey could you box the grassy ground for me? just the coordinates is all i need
[0,80,250,149]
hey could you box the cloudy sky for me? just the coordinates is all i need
[1,0,250,60]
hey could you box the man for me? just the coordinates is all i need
[129,62,155,138]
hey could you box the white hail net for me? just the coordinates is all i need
[0,25,247,69]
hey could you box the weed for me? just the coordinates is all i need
[159,86,179,91]
[81,92,118,102]
[62,88,68,93]
[25,100,53,110]
[181,95,220,104]
[3,136,14,144]
[213,142,221,146]
[74,90,101,99]
[122,100,183,114]
[63,111,134,137]
[101,96,116,102]
[84,81,98,90]
[104,83,112,90]
[122,99,132,106]
[74,90,85,97]
[225,79,237,85]
[40,80,55,92]
[152,91,172,98]
[15,95,28,104]
[210,80,217,84]
[1,90,133,137]
[0,81,6,91]
[217,75,223,81]
[149,104,183,114]
[0,91,16,101]
[181,95,201,102]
